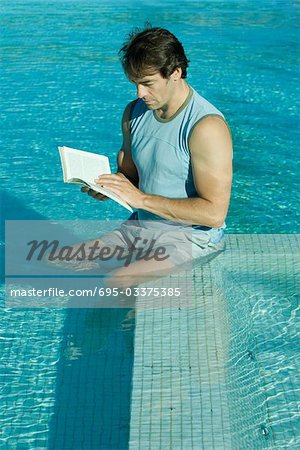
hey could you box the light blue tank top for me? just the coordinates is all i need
[129,85,228,238]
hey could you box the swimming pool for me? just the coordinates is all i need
[1,0,299,448]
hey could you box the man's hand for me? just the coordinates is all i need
[94,173,145,209]
[81,186,109,201]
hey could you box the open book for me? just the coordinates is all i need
[58,146,133,212]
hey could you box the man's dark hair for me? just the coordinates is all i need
[119,26,189,80]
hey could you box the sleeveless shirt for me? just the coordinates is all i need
[129,84,228,238]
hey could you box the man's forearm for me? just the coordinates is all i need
[95,173,228,227]
[140,194,225,228]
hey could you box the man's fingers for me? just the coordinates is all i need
[81,186,108,201]
[95,193,109,201]
[88,190,107,200]
[96,173,127,182]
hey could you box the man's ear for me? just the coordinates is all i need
[171,67,182,82]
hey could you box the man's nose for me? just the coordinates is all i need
[137,84,147,99]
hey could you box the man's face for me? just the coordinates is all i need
[129,70,176,110]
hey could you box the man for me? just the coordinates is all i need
[81,27,232,286]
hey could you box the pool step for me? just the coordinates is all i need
[129,264,232,449]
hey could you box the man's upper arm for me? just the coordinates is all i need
[189,115,233,226]
[117,100,139,185]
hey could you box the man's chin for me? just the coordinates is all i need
[148,104,160,112]
[143,100,156,109]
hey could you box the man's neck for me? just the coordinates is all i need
[156,80,190,120]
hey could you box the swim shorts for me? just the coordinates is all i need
[98,214,226,269]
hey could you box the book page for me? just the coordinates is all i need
[58,146,133,212]
[59,146,110,184]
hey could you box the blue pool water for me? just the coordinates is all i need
[1,0,299,448]
[1,0,299,230]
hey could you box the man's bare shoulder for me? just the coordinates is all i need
[190,114,231,142]
[189,114,232,159]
